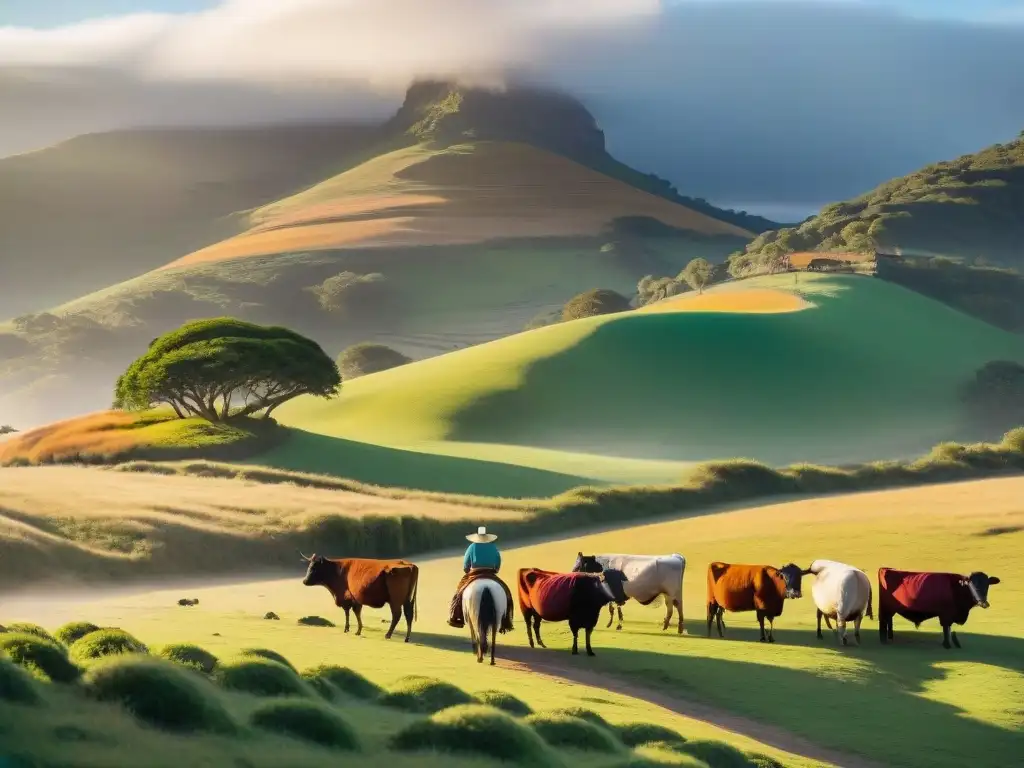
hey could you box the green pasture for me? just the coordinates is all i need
[266,273,1024,494]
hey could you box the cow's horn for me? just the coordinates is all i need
[299,551,312,561]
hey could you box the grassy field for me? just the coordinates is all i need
[264,273,1024,493]
[3,476,1021,768]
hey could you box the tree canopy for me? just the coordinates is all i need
[679,258,713,294]
[114,318,339,422]
[561,289,632,322]
[337,343,411,380]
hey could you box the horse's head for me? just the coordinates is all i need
[573,552,602,574]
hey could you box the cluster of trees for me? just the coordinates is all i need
[114,318,340,422]
[635,258,717,307]
[310,271,390,316]
[336,343,411,380]
[961,360,1024,431]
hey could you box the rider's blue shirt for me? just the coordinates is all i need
[464,542,501,571]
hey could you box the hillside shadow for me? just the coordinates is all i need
[245,429,594,497]
[413,627,1024,768]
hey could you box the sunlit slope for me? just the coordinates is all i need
[274,274,1024,476]
[168,141,752,268]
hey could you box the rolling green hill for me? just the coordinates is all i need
[257,273,1024,492]
[735,131,1024,270]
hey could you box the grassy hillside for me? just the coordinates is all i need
[260,274,1024,491]
[735,131,1024,269]
[4,476,1021,768]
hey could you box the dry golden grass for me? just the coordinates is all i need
[166,142,752,268]
[638,288,812,314]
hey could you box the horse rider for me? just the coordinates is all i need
[448,526,515,632]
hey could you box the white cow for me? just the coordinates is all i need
[573,552,686,633]
[808,559,873,646]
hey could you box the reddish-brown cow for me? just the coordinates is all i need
[878,567,1000,649]
[706,561,808,642]
[301,554,419,642]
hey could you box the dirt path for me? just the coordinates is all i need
[497,646,881,768]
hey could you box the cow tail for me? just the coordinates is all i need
[410,566,419,622]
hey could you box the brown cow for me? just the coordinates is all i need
[301,554,419,642]
[706,562,809,642]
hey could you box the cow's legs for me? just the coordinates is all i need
[708,602,724,638]
[585,625,595,657]
[756,610,767,642]
[615,604,624,631]
[342,605,352,633]
[606,604,615,628]
[402,597,414,643]
[853,613,863,645]
[715,606,726,638]
[352,604,364,636]
[674,598,684,634]
[951,629,961,649]
[768,617,776,643]
[879,610,890,643]
[524,609,536,648]
[837,616,848,646]
[941,622,952,650]
[816,609,823,640]
[887,615,894,641]
[662,595,673,631]
[570,624,580,655]
[384,602,402,640]
[533,614,546,648]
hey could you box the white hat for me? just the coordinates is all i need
[466,526,497,544]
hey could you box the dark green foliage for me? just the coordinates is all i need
[296,615,335,627]
[54,621,100,647]
[157,644,219,675]
[390,703,555,766]
[0,632,80,683]
[616,722,687,747]
[249,698,360,751]
[636,274,687,307]
[82,655,236,734]
[608,756,709,768]
[562,289,632,322]
[526,712,623,752]
[215,658,311,698]
[70,629,148,662]
[312,271,391,317]
[0,657,42,705]
[747,754,786,768]
[475,689,532,716]
[548,707,611,730]
[237,648,295,670]
[113,317,340,422]
[378,675,476,714]
[738,133,1024,269]
[960,360,1024,430]
[679,258,714,294]
[336,342,411,380]
[3,623,55,642]
[679,739,757,768]
[301,665,382,701]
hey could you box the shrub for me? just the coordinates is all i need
[391,704,555,766]
[250,698,360,751]
[678,739,755,768]
[0,657,42,705]
[337,343,411,380]
[612,752,709,768]
[263,612,280,620]
[378,675,476,714]
[562,289,632,321]
[3,623,56,642]
[237,648,295,670]
[296,615,335,627]
[747,754,785,768]
[54,621,100,647]
[549,706,611,730]
[526,712,623,752]
[70,629,148,663]
[83,656,235,734]
[157,644,219,675]
[616,722,687,747]
[475,689,532,716]
[301,665,381,701]
[215,659,311,698]
[0,633,80,683]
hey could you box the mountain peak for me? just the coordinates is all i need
[388,80,607,163]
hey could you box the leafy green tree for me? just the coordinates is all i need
[0,425,16,435]
[337,343,411,380]
[114,318,339,422]
[960,360,1024,430]
[678,258,713,294]
[561,289,631,321]
[311,272,389,315]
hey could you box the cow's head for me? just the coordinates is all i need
[300,552,332,587]
[600,568,630,605]
[777,563,811,599]
[964,572,1001,609]
[573,552,602,574]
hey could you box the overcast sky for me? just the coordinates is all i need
[2,0,1023,218]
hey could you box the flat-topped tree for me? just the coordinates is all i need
[114,318,339,422]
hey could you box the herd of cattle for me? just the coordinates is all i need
[300,551,1000,663]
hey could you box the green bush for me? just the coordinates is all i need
[611,752,709,768]
[157,644,219,675]
[238,648,295,670]
[54,621,101,647]
[678,739,756,768]
[526,712,623,752]
[296,615,334,627]
[70,629,148,663]
[747,754,785,768]
[475,689,532,716]
[215,659,311,698]
[616,722,687,748]
[0,656,42,705]
[0,632,80,683]
[391,704,556,766]
[3,623,56,642]
[337,343,411,380]
[378,675,476,714]
[549,706,611,730]
[83,656,235,734]
[301,665,381,701]
[250,698,360,751]
[562,288,632,322]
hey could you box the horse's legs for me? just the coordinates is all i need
[585,626,595,657]
[533,615,546,648]
[489,617,498,666]
[352,604,364,636]
[468,618,481,662]
[384,601,401,640]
